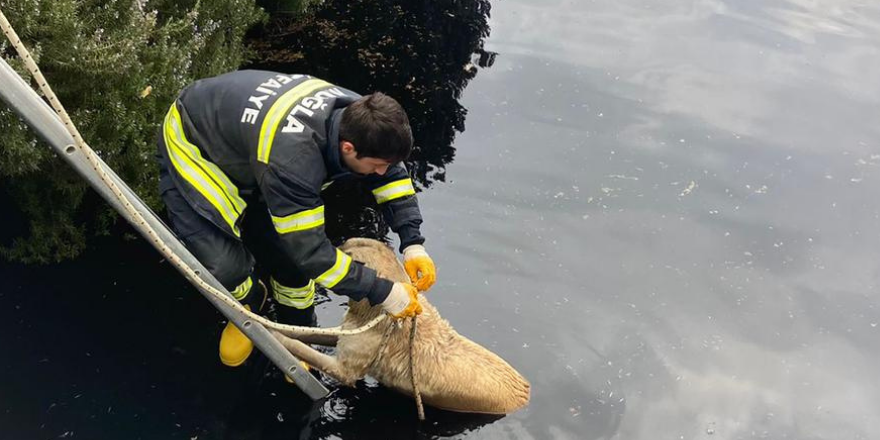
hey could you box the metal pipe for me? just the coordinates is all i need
[0,58,328,399]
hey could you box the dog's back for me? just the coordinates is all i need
[338,238,530,414]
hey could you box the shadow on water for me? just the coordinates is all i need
[246,0,496,244]
[311,385,503,440]
[225,367,503,440]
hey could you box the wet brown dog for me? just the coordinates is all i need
[273,238,530,414]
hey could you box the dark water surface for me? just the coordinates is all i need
[4,0,880,439]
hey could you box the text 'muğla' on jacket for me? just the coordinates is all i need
[160,70,425,305]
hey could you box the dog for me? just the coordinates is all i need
[272,238,530,414]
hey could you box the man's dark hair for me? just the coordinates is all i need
[339,92,413,163]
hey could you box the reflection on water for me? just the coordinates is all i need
[221,362,502,439]
[247,0,495,188]
[312,383,503,439]
[427,0,880,439]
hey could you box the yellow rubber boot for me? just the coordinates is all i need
[219,305,254,367]
[219,280,267,367]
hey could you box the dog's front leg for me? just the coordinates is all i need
[287,332,339,347]
[270,331,357,386]
[273,326,340,346]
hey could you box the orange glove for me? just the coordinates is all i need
[403,245,436,292]
[381,282,423,319]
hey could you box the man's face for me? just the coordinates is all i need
[340,141,392,175]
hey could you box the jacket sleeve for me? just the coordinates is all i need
[259,157,394,305]
[366,163,426,252]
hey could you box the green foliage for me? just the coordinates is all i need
[256,0,315,14]
[0,0,265,263]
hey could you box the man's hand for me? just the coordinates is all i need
[382,282,423,319]
[403,245,436,292]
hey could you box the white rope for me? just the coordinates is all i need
[409,316,426,420]
[0,8,385,339]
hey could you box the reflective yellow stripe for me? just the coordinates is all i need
[271,206,325,234]
[257,79,332,163]
[231,277,253,300]
[315,249,352,289]
[272,278,315,309]
[166,105,246,214]
[164,105,247,236]
[372,178,416,204]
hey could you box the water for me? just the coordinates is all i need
[3,0,880,438]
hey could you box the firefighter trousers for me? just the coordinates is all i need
[156,148,317,327]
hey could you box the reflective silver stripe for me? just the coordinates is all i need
[164,105,246,236]
[372,178,416,204]
[271,206,325,234]
[230,277,253,300]
[321,181,334,191]
[272,278,315,309]
[315,249,352,289]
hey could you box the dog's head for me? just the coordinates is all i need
[339,238,410,283]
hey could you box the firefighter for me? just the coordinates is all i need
[156,70,436,367]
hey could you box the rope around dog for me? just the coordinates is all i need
[0,9,385,340]
[364,317,426,420]
[409,316,425,420]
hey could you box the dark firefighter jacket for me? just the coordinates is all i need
[160,70,425,305]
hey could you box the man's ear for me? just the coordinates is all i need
[340,140,356,155]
